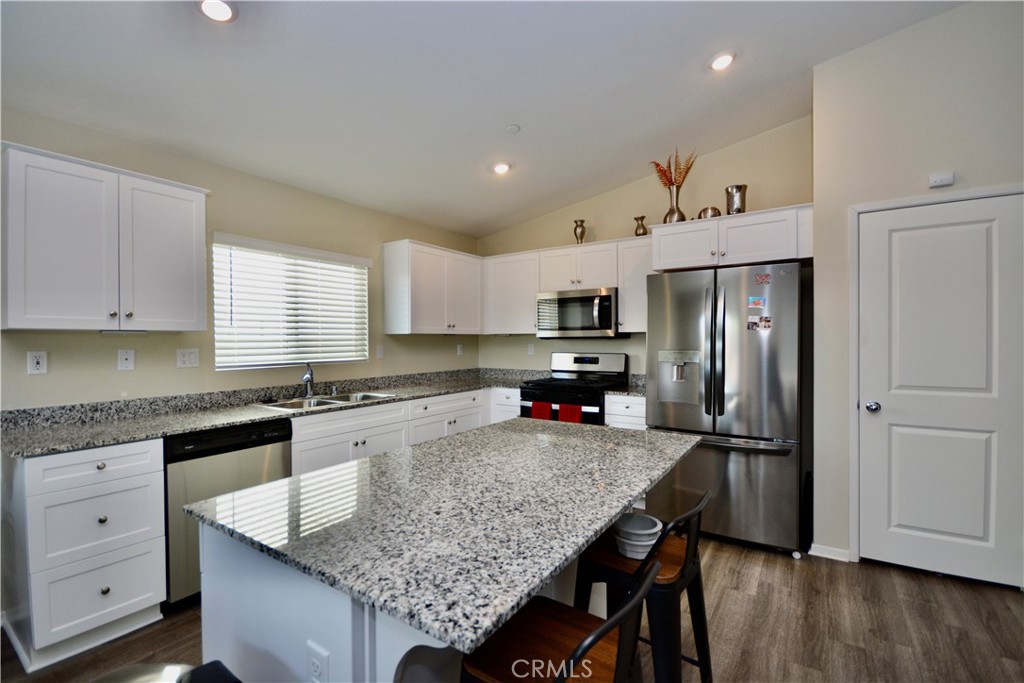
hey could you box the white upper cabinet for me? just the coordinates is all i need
[2,145,207,331]
[616,237,653,333]
[383,240,482,335]
[652,204,812,271]
[538,243,617,292]
[483,251,539,335]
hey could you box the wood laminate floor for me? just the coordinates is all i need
[3,539,1022,682]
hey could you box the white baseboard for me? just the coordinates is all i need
[809,544,851,562]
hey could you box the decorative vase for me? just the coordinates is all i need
[634,216,648,236]
[573,219,586,244]
[725,184,747,215]
[663,185,685,223]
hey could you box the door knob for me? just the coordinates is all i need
[865,401,881,413]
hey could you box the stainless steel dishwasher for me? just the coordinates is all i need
[164,418,292,603]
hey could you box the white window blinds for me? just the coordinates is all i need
[212,233,371,370]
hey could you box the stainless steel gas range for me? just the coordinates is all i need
[519,352,629,425]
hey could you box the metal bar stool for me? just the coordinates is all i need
[461,560,661,683]
[573,491,713,683]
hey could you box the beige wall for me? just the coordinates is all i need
[811,2,1023,552]
[479,116,813,375]
[1,109,481,409]
[478,117,812,256]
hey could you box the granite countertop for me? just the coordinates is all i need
[184,418,698,654]
[1,379,492,459]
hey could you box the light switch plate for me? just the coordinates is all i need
[176,348,199,368]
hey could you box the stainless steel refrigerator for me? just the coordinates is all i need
[645,261,812,552]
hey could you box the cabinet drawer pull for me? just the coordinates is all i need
[96,462,107,471]
[98,515,108,524]
[100,586,111,596]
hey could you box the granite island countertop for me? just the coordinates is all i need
[184,418,698,654]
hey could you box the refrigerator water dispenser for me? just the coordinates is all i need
[657,350,700,405]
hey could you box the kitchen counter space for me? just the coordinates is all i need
[1,379,492,459]
[185,418,699,656]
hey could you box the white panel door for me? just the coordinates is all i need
[538,248,578,292]
[576,243,618,290]
[859,194,1023,586]
[482,253,538,334]
[617,238,652,333]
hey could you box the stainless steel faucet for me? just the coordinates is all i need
[302,363,314,397]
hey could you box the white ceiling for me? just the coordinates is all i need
[1,1,957,237]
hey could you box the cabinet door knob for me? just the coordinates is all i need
[96,462,107,471]
[98,515,108,524]
[352,440,359,446]
[360,439,366,445]
[100,586,111,596]
[109,311,118,318]
[125,311,134,319]
[710,251,716,256]
[452,418,457,424]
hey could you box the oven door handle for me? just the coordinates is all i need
[520,400,599,413]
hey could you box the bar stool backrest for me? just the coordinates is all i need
[554,559,661,683]
[634,490,712,581]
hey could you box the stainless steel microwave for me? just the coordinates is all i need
[536,287,619,338]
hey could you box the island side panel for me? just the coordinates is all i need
[200,527,363,682]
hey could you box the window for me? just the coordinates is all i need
[212,233,371,369]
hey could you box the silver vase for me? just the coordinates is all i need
[725,184,747,215]
[663,185,685,223]
[634,216,648,236]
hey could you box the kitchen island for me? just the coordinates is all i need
[185,419,698,682]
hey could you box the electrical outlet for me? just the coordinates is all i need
[456,343,463,356]
[176,348,199,368]
[376,344,384,360]
[306,639,330,683]
[118,349,135,371]
[527,343,535,356]
[27,351,48,375]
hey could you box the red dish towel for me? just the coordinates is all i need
[531,401,552,420]
[559,404,583,423]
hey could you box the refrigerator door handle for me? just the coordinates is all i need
[703,287,714,416]
[715,286,726,416]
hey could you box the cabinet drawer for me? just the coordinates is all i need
[604,396,646,417]
[23,440,162,495]
[491,388,521,406]
[291,401,410,443]
[30,537,165,648]
[408,390,482,417]
[606,415,648,431]
[27,471,164,572]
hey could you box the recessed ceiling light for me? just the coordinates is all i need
[198,0,237,23]
[709,51,735,71]
[492,162,511,176]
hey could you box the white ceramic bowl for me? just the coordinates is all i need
[614,534,659,559]
[614,513,662,539]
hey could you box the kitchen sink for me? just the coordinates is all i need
[332,392,395,402]
[262,393,395,411]
[264,398,345,411]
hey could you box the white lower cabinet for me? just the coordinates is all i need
[291,402,411,474]
[489,388,522,424]
[408,391,484,445]
[1,439,166,673]
[605,394,647,430]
